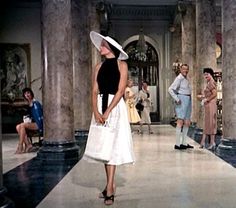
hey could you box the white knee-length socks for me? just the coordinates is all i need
[182,126,189,145]
[176,127,182,146]
[176,126,189,146]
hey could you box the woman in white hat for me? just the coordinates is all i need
[85,31,135,205]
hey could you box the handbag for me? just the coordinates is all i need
[135,100,144,111]
[84,121,115,162]
[23,115,32,123]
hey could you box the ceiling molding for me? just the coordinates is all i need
[110,5,176,21]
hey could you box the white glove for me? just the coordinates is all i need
[201,98,207,106]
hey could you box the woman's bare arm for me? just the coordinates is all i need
[102,61,128,121]
[92,63,104,123]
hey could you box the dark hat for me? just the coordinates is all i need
[22,87,34,98]
[203,68,214,77]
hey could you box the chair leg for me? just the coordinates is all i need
[39,138,43,146]
[29,136,33,144]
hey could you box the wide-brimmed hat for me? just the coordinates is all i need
[90,31,129,60]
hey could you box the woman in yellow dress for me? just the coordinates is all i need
[125,79,141,130]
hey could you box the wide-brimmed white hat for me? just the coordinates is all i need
[90,31,129,60]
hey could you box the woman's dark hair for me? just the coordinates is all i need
[142,80,149,85]
[142,81,150,97]
[181,63,189,69]
[107,38,121,59]
[22,87,34,99]
[203,67,214,78]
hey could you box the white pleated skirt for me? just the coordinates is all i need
[83,94,135,166]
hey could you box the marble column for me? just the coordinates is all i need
[216,0,236,157]
[38,0,78,161]
[181,2,197,123]
[72,0,92,131]
[196,0,217,128]
[170,25,181,121]
[170,25,182,74]
[72,1,101,151]
[89,1,101,69]
[0,104,14,207]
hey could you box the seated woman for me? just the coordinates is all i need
[15,87,43,154]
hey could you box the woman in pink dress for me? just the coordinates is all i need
[198,68,217,150]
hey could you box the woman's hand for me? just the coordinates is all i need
[201,98,208,106]
[197,94,204,101]
[94,111,104,124]
[102,111,109,123]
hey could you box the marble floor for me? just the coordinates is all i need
[3,125,236,208]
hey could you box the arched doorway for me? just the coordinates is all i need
[124,40,160,122]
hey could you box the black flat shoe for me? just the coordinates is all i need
[186,144,194,148]
[182,144,194,149]
[174,145,187,150]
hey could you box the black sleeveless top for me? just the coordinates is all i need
[97,58,120,113]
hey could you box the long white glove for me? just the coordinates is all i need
[201,98,207,106]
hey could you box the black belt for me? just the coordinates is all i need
[99,93,115,113]
[102,93,108,114]
[178,93,191,96]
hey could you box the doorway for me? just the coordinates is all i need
[124,40,160,122]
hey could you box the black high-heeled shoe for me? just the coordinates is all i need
[99,184,116,199]
[98,189,107,198]
[104,194,114,206]
[207,143,216,150]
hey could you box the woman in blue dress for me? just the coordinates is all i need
[15,88,43,154]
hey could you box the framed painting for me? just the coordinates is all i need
[0,43,31,102]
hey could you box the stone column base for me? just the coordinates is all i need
[216,137,236,160]
[0,187,14,208]
[193,127,203,143]
[37,140,79,163]
[75,130,88,159]
[187,122,197,138]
